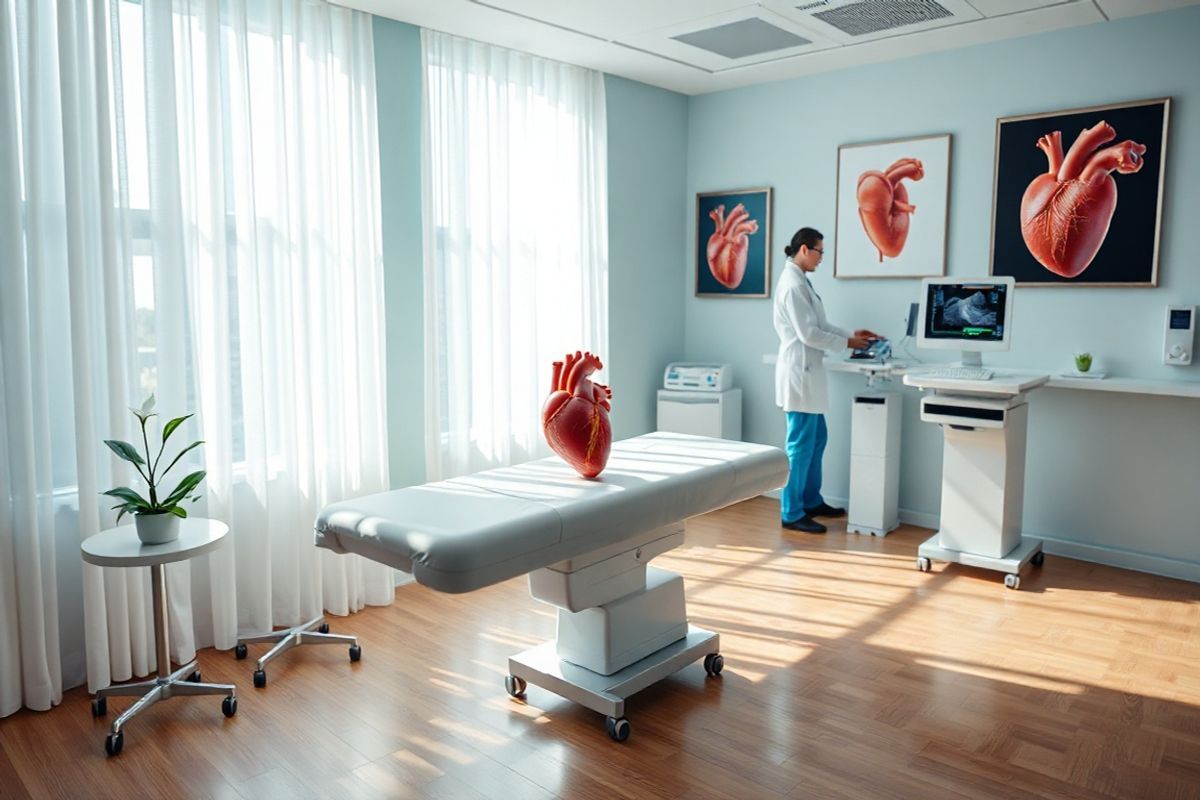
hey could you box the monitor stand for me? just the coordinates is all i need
[959,350,983,368]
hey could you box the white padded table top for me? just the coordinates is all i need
[315,432,787,593]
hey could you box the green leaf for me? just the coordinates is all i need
[101,487,150,508]
[169,506,188,518]
[160,440,204,479]
[163,470,206,507]
[104,440,146,466]
[162,414,193,445]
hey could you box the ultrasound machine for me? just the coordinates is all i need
[903,277,1049,589]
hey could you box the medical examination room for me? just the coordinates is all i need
[3,0,1199,797]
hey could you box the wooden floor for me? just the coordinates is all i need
[3,497,1199,799]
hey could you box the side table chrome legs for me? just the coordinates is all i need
[91,563,237,756]
[234,615,361,687]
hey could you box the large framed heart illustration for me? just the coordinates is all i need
[833,133,951,280]
[990,97,1169,287]
[695,187,771,298]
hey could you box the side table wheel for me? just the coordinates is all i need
[91,696,107,717]
[917,557,932,573]
[703,653,724,676]
[505,675,527,698]
[1004,573,1021,590]
[606,716,631,743]
[253,670,267,688]
[222,696,238,717]
[104,731,123,756]
[1032,550,1045,567]
[234,643,248,660]
[349,644,362,662]
[318,622,330,634]
[187,670,202,683]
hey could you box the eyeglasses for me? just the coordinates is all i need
[810,247,824,255]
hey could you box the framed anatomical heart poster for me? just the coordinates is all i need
[990,97,1170,287]
[833,133,951,279]
[695,187,771,297]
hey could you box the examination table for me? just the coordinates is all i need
[315,432,788,741]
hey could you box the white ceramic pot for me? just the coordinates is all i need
[135,512,180,544]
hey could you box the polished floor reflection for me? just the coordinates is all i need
[4,496,1198,799]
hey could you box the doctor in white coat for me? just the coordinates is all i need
[773,227,880,534]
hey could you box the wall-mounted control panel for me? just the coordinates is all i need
[1164,305,1195,366]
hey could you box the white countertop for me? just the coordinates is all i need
[761,354,1200,399]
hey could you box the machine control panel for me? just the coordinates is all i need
[1164,304,1195,366]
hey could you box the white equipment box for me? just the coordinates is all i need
[657,389,742,440]
[847,392,901,537]
[663,363,733,392]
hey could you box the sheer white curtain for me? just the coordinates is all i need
[0,0,391,714]
[421,30,609,480]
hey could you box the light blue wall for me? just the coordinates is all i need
[605,75,689,439]
[373,19,426,490]
[684,7,1200,578]
[372,23,689,484]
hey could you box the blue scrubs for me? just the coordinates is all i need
[781,411,826,523]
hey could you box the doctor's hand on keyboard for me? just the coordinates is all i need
[919,366,994,381]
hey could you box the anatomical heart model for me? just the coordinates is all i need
[856,157,924,262]
[542,351,612,478]
[706,203,759,289]
[1020,121,1146,279]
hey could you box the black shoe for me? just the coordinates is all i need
[805,502,845,519]
[783,516,827,534]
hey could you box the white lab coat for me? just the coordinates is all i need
[773,263,851,414]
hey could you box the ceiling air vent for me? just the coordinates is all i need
[672,18,812,59]
[810,0,953,36]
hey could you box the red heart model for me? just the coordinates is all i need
[1020,121,1146,279]
[706,203,759,289]
[856,158,924,262]
[542,351,612,478]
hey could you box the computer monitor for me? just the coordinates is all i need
[917,277,1014,366]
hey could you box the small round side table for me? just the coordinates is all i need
[81,518,236,756]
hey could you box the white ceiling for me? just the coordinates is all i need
[336,0,1198,95]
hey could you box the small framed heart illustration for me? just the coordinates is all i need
[695,187,772,298]
[989,97,1169,287]
[833,133,951,280]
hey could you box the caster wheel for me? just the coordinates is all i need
[318,622,330,634]
[222,696,237,717]
[504,675,527,698]
[349,644,362,662]
[917,557,932,573]
[234,643,248,660]
[1032,551,1045,567]
[187,670,202,683]
[253,670,267,688]
[91,696,107,717]
[606,716,631,743]
[104,732,123,756]
[1004,574,1021,590]
[703,653,724,676]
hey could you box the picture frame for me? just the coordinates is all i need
[833,133,951,280]
[989,97,1170,287]
[695,187,772,298]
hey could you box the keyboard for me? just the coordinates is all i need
[920,366,994,381]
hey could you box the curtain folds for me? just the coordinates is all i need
[0,0,391,715]
[420,30,610,481]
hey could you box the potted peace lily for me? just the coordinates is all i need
[102,395,206,545]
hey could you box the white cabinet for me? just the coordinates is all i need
[847,392,901,537]
[656,389,742,440]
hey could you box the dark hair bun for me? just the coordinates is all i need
[784,245,794,257]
